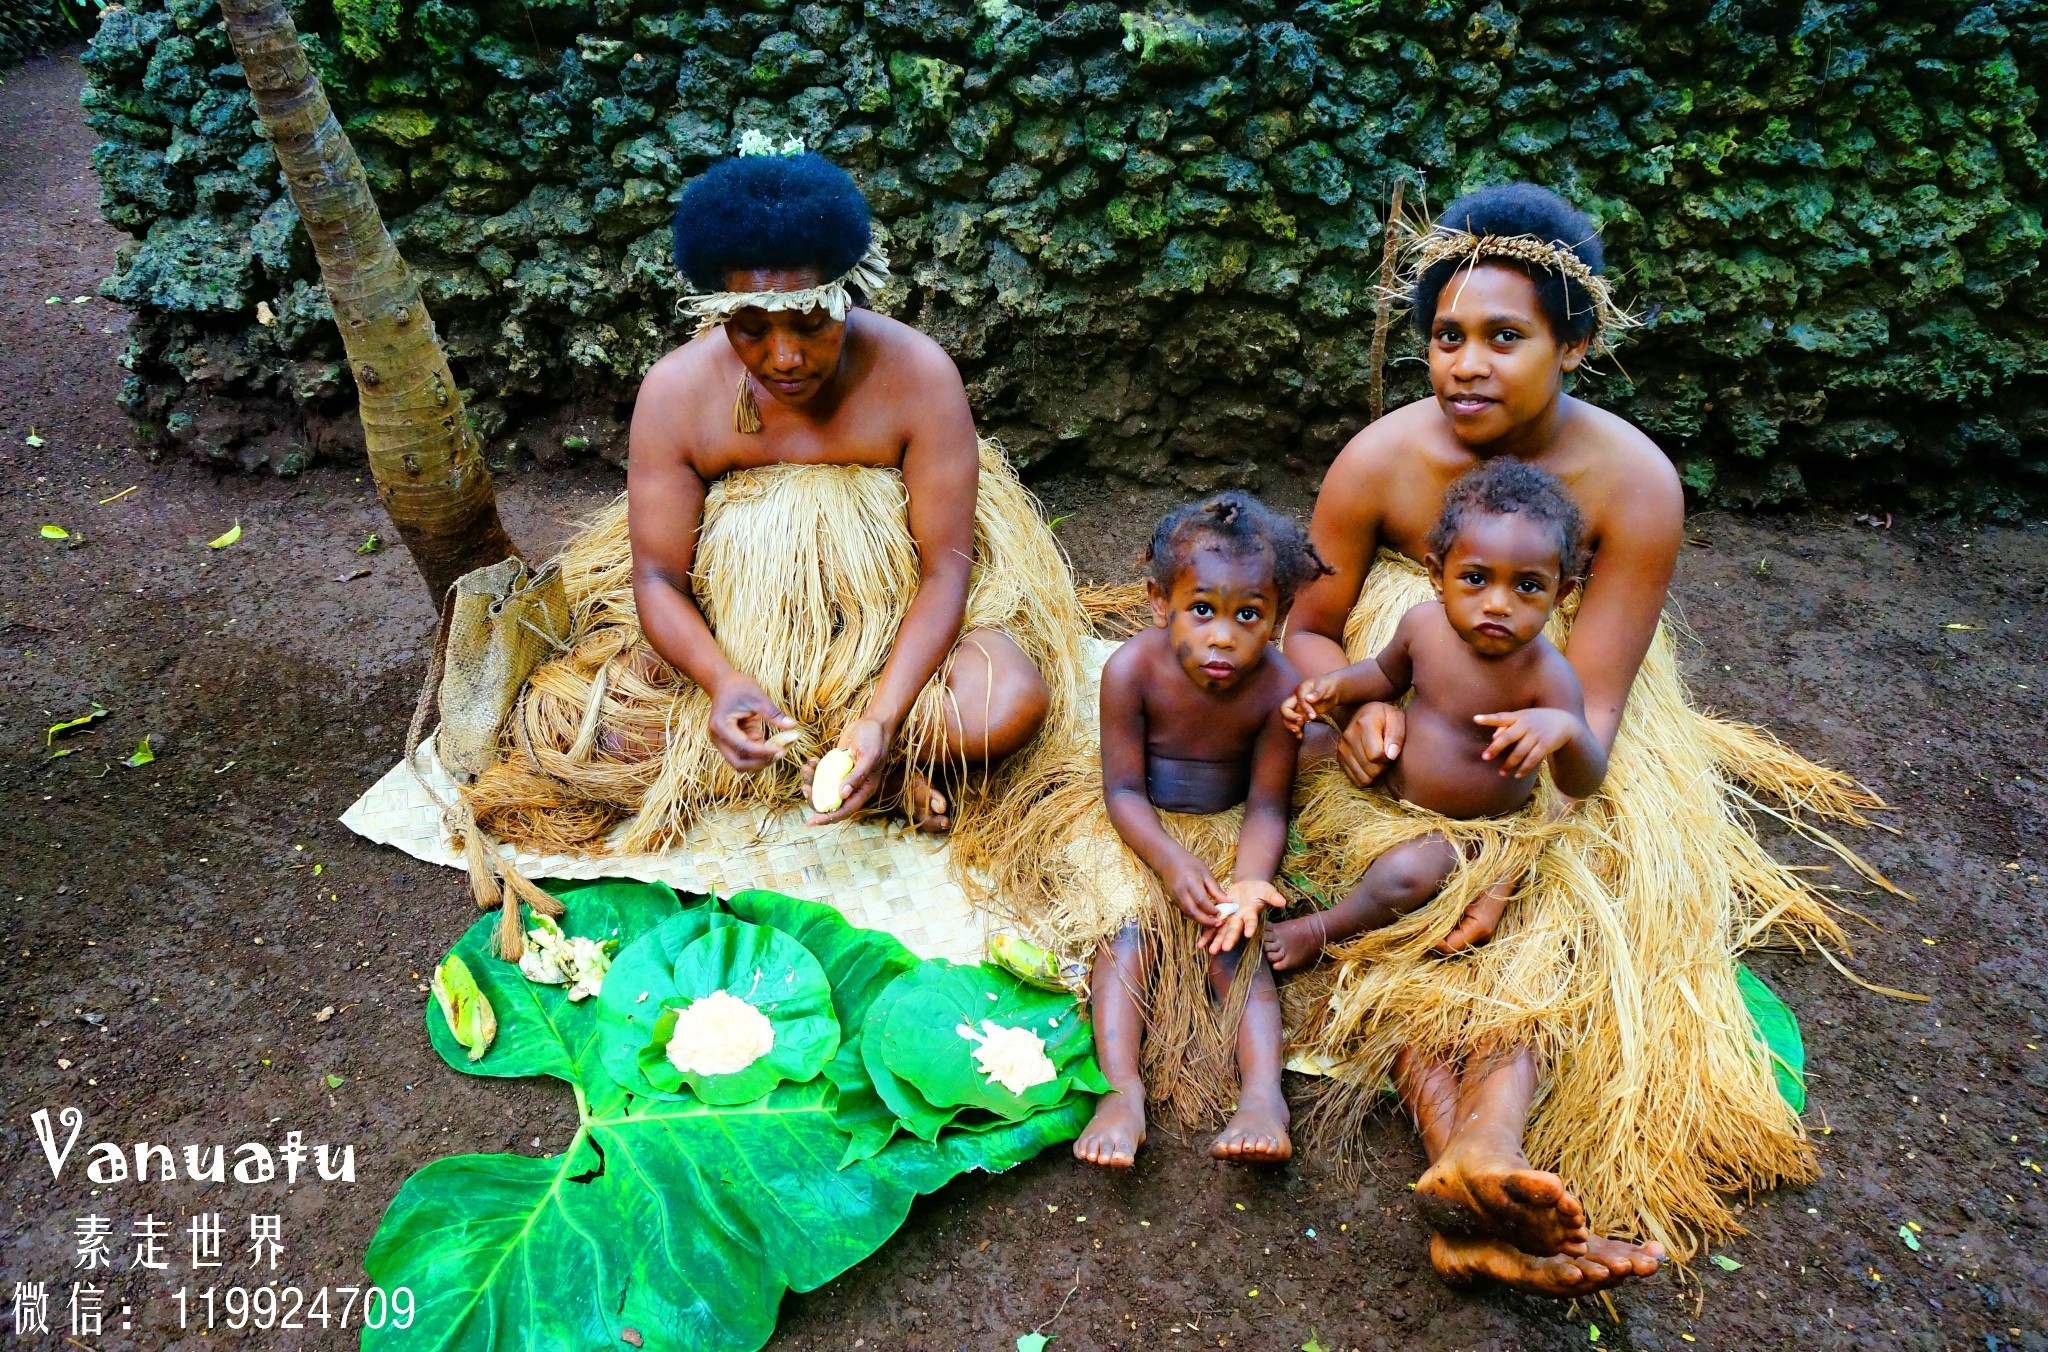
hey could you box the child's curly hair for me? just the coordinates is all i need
[1425,459,1588,580]
[1143,491,1333,610]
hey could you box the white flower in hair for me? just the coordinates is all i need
[736,128,805,157]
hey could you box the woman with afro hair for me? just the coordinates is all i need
[1277,183,1886,1297]
[463,147,1094,876]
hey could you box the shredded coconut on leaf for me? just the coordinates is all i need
[668,990,776,1077]
[955,1020,1058,1095]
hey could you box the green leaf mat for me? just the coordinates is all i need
[639,922,840,1104]
[879,959,1111,1121]
[369,882,1097,1352]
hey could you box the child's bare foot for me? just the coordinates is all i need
[1429,1232,1664,1296]
[1210,1084,1292,1163]
[1416,1130,1588,1256]
[1073,1088,1146,1168]
[1437,879,1513,953]
[1260,914,1328,972]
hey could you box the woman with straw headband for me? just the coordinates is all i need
[1280,183,1886,1295]
[464,141,1092,868]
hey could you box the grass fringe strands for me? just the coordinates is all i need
[465,442,1092,880]
[994,789,1275,1130]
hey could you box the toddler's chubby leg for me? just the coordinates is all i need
[1209,947,1292,1163]
[1074,925,1150,1168]
[1263,833,1458,971]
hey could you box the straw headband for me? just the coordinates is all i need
[1391,220,1640,356]
[677,238,892,337]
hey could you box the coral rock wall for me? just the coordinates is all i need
[3,0,86,65]
[85,0,2048,509]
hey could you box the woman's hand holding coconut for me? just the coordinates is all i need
[706,674,800,774]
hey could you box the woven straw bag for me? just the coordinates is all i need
[422,557,570,781]
[405,555,573,960]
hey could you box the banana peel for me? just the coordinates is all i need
[988,933,1088,1000]
[432,952,497,1061]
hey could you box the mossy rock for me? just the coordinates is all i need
[77,0,2048,509]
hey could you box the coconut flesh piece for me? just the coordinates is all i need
[811,747,857,814]
[956,1019,1058,1095]
[666,989,776,1077]
[516,915,613,1001]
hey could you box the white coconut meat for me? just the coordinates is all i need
[956,1020,1058,1095]
[811,747,856,814]
[516,915,613,1001]
[666,989,776,1077]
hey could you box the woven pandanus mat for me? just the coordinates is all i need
[341,740,992,966]
[342,639,1121,966]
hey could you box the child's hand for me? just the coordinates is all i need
[1204,879,1287,954]
[1165,856,1230,926]
[1474,708,1582,779]
[1281,677,1341,739]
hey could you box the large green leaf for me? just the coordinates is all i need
[636,923,840,1105]
[374,889,1097,1352]
[598,891,914,1108]
[1736,963,1807,1114]
[879,959,1109,1118]
[366,1081,1090,1352]
[425,878,684,1085]
[717,890,922,1166]
[371,887,1092,1352]
[855,968,959,1146]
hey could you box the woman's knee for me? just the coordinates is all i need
[944,629,1050,759]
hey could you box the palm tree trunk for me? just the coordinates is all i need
[220,0,517,600]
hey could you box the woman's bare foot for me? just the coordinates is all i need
[1210,1084,1292,1163]
[1429,1232,1664,1296]
[1437,879,1513,953]
[1260,914,1328,972]
[873,764,951,832]
[1416,1128,1588,1256]
[900,765,950,832]
[1073,1088,1146,1168]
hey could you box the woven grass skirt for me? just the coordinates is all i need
[1051,792,1270,1129]
[1295,551,1887,1258]
[464,441,1092,865]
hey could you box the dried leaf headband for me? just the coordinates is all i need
[677,239,891,338]
[1388,216,1641,357]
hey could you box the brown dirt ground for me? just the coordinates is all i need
[3,49,2045,1352]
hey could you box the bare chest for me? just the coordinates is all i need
[689,385,908,480]
[1405,634,1549,739]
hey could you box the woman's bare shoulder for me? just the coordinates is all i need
[1562,398,1682,496]
[854,309,965,382]
[638,330,727,401]
[1331,399,1450,473]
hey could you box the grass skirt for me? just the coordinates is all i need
[464,442,1091,865]
[1028,786,1261,1128]
[1296,551,1885,1257]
